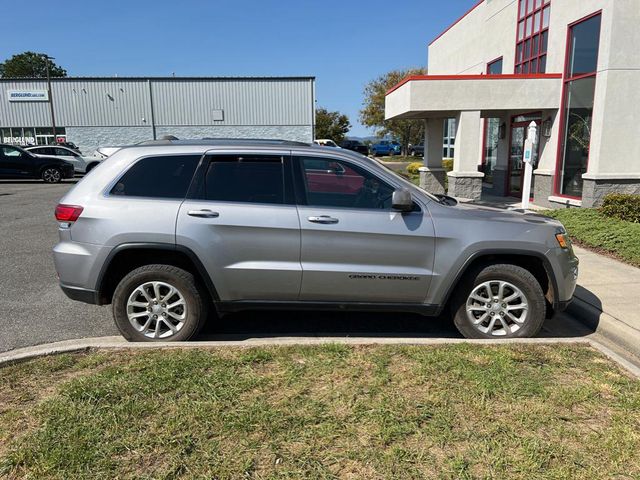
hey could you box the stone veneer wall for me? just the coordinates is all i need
[582,178,640,208]
[447,175,483,201]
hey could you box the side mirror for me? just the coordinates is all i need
[328,162,345,175]
[392,188,413,212]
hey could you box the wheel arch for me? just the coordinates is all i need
[96,243,220,307]
[439,250,559,317]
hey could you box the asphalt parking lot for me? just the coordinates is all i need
[0,180,594,353]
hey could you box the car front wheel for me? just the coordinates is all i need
[41,167,62,183]
[112,264,207,342]
[452,264,546,339]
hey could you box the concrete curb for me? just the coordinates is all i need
[1,335,638,378]
[568,296,640,361]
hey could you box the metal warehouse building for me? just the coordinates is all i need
[0,76,315,154]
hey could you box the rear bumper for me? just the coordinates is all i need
[60,283,100,304]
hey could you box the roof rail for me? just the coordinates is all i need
[200,138,310,146]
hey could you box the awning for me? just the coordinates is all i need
[385,74,562,120]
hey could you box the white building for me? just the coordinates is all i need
[385,0,639,207]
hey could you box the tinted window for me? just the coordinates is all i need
[487,58,503,74]
[204,155,284,204]
[55,148,74,156]
[568,15,601,77]
[299,157,394,209]
[110,155,200,199]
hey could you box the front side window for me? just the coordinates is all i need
[557,13,601,198]
[110,155,200,199]
[204,155,285,204]
[298,156,394,210]
[515,0,550,73]
[2,146,23,157]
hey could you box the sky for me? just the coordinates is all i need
[0,0,478,137]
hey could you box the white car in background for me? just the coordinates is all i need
[26,145,102,173]
[313,139,340,148]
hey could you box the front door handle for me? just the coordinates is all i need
[188,209,219,218]
[308,215,339,224]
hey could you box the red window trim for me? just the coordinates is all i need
[553,10,602,199]
[514,0,551,74]
[385,73,562,95]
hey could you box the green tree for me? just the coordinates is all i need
[1,52,67,78]
[360,68,427,155]
[315,107,351,143]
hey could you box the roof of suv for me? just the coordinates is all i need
[134,138,312,148]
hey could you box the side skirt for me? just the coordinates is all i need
[215,301,440,316]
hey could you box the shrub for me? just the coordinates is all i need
[442,158,454,172]
[601,193,640,223]
[406,162,423,175]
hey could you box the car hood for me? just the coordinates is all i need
[444,201,564,228]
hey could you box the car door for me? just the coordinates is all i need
[54,147,84,172]
[293,153,436,304]
[0,146,31,178]
[176,151,302,302]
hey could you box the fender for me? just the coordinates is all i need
[96,242,220,304]
[434,248,560,315]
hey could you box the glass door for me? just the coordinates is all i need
[508,119,540,197]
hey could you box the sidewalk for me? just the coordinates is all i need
[569,245,640,358]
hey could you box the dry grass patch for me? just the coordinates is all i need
[0,344,638,479]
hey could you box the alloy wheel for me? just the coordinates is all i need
[465,280,529,336]
[42,168,61,183]
[126,281,187,339]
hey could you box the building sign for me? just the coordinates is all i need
[7,90,49,102]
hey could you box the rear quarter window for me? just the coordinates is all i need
[110,155,200,199]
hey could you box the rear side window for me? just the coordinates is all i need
[110,155,200,199]
[204,155,285,204]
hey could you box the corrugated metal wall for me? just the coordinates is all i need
[0,77,314,128]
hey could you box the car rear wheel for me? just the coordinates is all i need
[451,264,546,339]
[41,167,62,183]
[112,264,207,342]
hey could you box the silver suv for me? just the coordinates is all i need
[53,139,578,341]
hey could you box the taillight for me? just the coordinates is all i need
[55,204,84,222]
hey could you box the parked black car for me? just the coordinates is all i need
[340,139,369,155]
[0,144,75,183]
[409,142,424,156]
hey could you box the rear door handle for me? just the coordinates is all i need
[308,215,339,224]
[188,209,219,218]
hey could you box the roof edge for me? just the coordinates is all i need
[0,75,316,82]
[385,73,563,96]
[428,0,484,47]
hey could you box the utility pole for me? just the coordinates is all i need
[44,55,57,144]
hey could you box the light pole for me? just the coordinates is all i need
[44,55,57,144]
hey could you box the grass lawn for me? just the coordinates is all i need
[1,344,639,479]
[543,208,640,267]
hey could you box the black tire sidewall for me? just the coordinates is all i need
[112,265,206,342]
[452,264,546,339]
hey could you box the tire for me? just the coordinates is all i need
[451,264,546,339]
[41,167,62,183]
[85,162,98,173]
[410,150,416,156]
[112,264,208,342]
